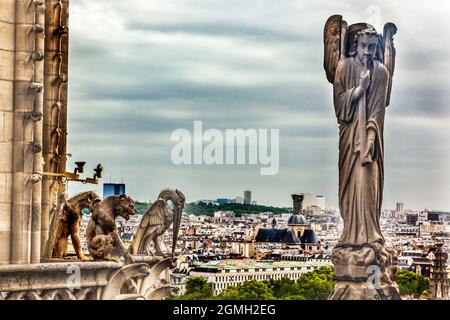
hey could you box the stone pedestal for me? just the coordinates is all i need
[329,242,401,300]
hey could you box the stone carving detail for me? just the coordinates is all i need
[131,189,185,257]
[101,259,180,300]
[0,260,178,300]
[86,195,136,263]
[323,15,400,299]
[46,191,101,260]
[429,240,449,300]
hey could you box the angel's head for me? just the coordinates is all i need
[350,28,381,65]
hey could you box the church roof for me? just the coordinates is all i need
[287,213,307,225]
[255,228,300,244]
[300,229,320,244]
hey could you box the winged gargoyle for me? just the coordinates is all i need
[130,189,185,258]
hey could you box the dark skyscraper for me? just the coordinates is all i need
[244,190,251,205]
[103,183,126,199]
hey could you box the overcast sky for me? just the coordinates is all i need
[67,0,450,210]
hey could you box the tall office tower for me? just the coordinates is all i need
[396,202,405,214]
[300,193,317,208]
[103,183,126,199]
[316,195,326,211]
[244,190,252,205]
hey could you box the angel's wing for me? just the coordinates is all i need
[324,15,348,83]
[383,23,397,107]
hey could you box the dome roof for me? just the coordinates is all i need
[287,213,307,225]
[300,229,320,244]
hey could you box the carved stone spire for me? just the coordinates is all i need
[429,241,449,300]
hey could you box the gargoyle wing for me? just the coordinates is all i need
[139,199,167,229]
[383,22,397,107]
[324,15,348,83]
[131,199,167,254]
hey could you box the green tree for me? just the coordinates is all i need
[134,201,151,215]
[218,280,274,300]
[184,202,292,217]
[396,269,429,298]
[176,276,214,300]
[265,277,302,299]
[296,266,335,300]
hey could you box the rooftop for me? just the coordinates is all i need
[192,259,331,271]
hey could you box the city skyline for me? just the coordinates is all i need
[67,0,450,211]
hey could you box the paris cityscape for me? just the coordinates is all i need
[71,184,449,299]
[0,0,449,308]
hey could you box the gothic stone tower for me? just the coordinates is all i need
[429,241,449,300]
[0,0,69,265]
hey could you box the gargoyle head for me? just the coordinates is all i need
[68,191,101,214]
[173,189,186,209]
[115,194,136,221]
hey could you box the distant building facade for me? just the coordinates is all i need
[216,198,230,205]
[254,195,320,248]
[396,202,405,214]
[190,259,332,295]
[293,193,326,213]
[406,213,418,226]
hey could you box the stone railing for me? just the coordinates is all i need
[0,256,179,300]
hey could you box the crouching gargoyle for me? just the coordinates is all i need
[46,191,101,260]
[86,194,136,263]
[130,188,185,258]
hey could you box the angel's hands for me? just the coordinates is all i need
[360,69,370,91]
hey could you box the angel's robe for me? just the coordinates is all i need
[333,57,389,245]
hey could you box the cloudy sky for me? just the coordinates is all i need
[67,0,450,210]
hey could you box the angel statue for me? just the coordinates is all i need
[324,15,400,300]
[130,189,185,258]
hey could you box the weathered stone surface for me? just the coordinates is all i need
[0,80,13,111]
[2,111,13,142]
[0,112,4,142]
[0,142,13,172]
[0,22,15,51]
[15,0,37,25]
[13,81,36,111]
[0,203,12,231]
[14,51,38,82]
[0,50,14,80]
[15,24,44,53]
[0,0,15,24]
[329,280,401,300]
[2,173,13,202]
[329,243,401,300]
[0,230,11,264]
[0,258,179,300]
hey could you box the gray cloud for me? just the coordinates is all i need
[67,0,450,211]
